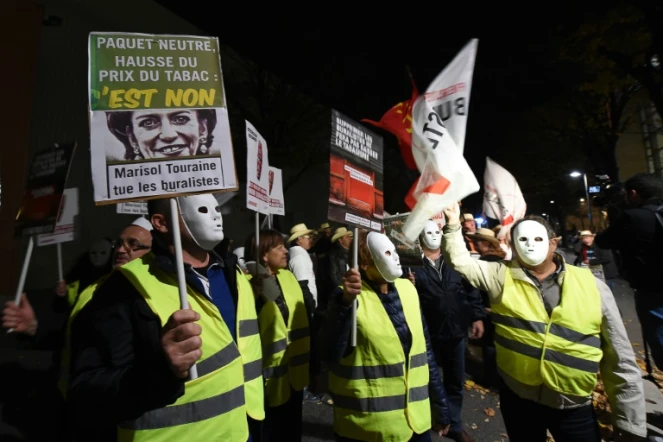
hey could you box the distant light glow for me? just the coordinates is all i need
[580,198,585,202]
[570,171,582,178]
[550,200,555,204]
[475,217,484,226]
[542,213,547,216]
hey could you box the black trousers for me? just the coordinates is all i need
[499,382,601,442]
[259,388,304,442]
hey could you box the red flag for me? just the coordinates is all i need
[362,77,419,170]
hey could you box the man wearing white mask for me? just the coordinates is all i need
[440,203,646,442]
[410,220,484,442]
[69,194,264,442]
[233,246,249,273]
[323,230,450,441]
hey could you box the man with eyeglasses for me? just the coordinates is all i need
[1,216,153,442]
[112,216,153,268]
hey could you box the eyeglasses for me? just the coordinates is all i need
[114,237,151,252]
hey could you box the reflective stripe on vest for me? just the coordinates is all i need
[257,269,310,407]
[66,280,80,307]
[492,264,603,396]
[329,278,431,441]
[58,275,109,398]
[116,253,248,442]
[235,268,265,420]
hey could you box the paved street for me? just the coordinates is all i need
[0,250,660,441]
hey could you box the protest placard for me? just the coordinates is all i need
[37,188,78,246]
[383,213,423,267]
[15,143,76,237]
[245,121,269,214]
[328,110,384,232]
[88,32,237,204]
[268,167,285,216]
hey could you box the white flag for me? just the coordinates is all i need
[483,157,526,237]
[402,40,480,241]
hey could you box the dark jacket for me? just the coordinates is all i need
[328,243,350,290]
[322,279,450,427]
[573,243,619,280]
[596,201,663,292]
[413,255,485,342]
[68,238,241,438]
[316,243,349,310]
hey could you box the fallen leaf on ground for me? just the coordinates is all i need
[471,423,478,430]
[484,408,496,417]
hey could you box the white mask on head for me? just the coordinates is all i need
[514,220,549,266]
[177,194,224,251]
[421,220,442,250]
[233,247,247,271]
[89,239,112,268]
[367,232,402,282]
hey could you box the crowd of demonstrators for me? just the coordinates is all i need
[4,178,659,441]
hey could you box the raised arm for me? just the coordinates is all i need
[441,203,506,302]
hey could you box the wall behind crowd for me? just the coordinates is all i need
[18,0,330,290]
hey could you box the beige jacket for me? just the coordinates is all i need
[443,224,646,437]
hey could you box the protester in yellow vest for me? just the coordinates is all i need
[2,218,153,442]
[440,203,646,442]
[55,238,114,306]
[245,228,311,442]
[68,195,263,442]
[58,217,154,397]
[322,230,450,442]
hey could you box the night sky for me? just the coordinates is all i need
[156,3,611,213]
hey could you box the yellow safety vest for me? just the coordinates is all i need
[116,253,248,442]
[256,269,310,407]
[66,280,80,307]
[58,274,110,398]
[329,279,431,442]
[492,264,603,397]
[235,267,265,421]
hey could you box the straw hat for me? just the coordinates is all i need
[288,223,315,243]
[318,222,332,232]
[579,230,595,238]
[462,213,475,222]
[470,228,500,247]
[332,227,353,243]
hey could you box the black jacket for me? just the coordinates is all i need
[596,201,663,292]
[573,243,619,280]
[322,279,450,427]
[68,239,241,437]
[413,256,485,341]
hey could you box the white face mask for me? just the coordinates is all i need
[89,239,112,268]
[233,247,247,270]
[514,220,549,266]
[421,220,442,250]
[367,232,402,282]
[177,194,224,251]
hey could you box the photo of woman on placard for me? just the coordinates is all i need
[105,108,217,161]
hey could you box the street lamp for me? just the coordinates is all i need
[570,171,592,228]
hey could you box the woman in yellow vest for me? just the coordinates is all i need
[440,204,646,442]
[246,229,311,442]
[323,230,450,442]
